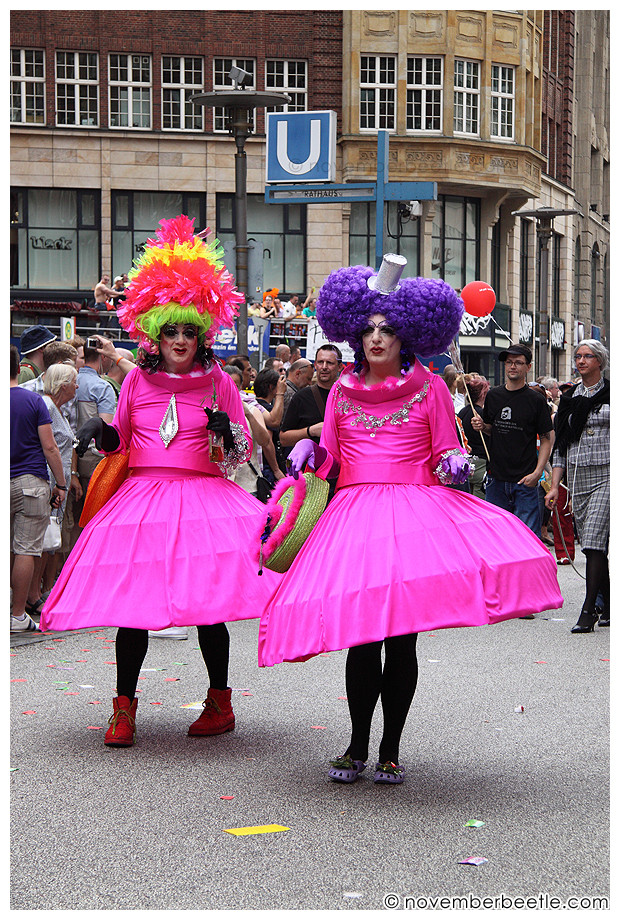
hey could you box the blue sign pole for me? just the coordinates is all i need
[375,131,390,269]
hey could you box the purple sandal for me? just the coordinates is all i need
[328,755,367,783]
[374,761,405,784]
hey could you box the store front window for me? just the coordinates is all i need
[349,201,420,274]
[111,191,205,278]
[431,196,479,290]
[216,193,306,295]
[10,187,99,291]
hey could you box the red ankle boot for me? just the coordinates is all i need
[187,687,235,736]
[104,696,138,747]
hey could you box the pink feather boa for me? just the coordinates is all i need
[258,475,307,559]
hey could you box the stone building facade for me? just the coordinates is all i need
[10,9,609,378]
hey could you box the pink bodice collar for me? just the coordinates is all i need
[338,359,431,405]
[141,361,222,394]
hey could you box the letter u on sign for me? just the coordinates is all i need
[266,111,336,184]
[276,119,321,175]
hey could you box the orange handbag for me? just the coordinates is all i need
[79,452,130,527]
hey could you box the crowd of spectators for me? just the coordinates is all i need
[10,311,607,636]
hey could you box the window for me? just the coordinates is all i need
[55,51,99,127]
[491,64,515,140]
[591,244,599,323]
[406,57,442,132]
[213,58,255,132]
[265,60,307,112]
[453,59,479,135]
[360,55,396,131]
[109,54,151,129]
[217,193,306,294]
[520,218,530,311]
[573,234,581,314]
[431,196,480,289]
[10,188,100,291]
[111,191,205,279]
[10,48,45,124]
[551,232,561,316]
[349,202,419,275]
[162,56,203,131]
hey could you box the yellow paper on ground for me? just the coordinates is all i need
[223,824,289,836]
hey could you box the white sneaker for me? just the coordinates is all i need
[11,613,40,632]
[148,626,189,640]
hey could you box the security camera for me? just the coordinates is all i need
[228,65,251,88]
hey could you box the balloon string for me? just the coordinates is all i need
[489,314,513,344]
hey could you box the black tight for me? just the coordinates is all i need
[115,623,230,700]
[583,549,610,614]
[344,633,418,765]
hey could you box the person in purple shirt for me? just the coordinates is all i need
[10,345,66,632]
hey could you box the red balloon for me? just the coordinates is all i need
[461,281,496,317]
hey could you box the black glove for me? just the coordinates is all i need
[75,418,121,456]
[204,407,234,451]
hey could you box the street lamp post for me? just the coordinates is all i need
[191,72,290,356]
[512,206,581,377]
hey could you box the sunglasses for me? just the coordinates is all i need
[161,325,198,340]
[361,321,397,338]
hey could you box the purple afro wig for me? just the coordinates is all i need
[316,265,464,361]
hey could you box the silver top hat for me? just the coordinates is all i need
[367,253,407,294]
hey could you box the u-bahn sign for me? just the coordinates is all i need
[266,111,337,183]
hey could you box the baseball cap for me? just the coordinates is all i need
[498,344,532,364]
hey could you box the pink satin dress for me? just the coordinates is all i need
[41,361,280,632]
[258,361,563,666]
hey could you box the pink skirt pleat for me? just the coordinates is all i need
[41,471,281,632]
[258,483,563,666]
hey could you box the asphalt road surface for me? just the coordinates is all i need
[10,554,609,910]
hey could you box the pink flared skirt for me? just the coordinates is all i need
[258,483,563,666]
[41,469,280,632]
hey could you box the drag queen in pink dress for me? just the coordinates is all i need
[42,217,280,746]
[258,257,563,785]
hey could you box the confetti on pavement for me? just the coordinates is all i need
[458,856,488,866]
[464,819,485,828]
[223,824,289,837]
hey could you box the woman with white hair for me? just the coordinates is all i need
[546,339,610,632]
[25,363,83,616]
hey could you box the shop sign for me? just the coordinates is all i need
[30,236,73,250]
[550,319,565,349]
[460,313,492,336]
[519,312,533,344]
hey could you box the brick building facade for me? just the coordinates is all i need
[10,9,609,376]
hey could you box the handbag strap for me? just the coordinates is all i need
[310,385,327,420]
[247,460,261,478]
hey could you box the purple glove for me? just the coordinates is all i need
[286,439,327,479]
[443,453,473,485]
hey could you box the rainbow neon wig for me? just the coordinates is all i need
[316,265,463,371]
[117,215,244,353]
